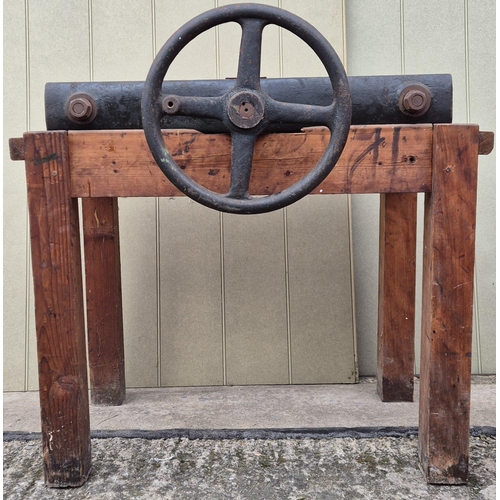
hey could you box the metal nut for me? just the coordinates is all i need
[69,96,94,120]
[403,90,427,113]
[399,84,431,117]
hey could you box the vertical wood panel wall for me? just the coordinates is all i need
[4,0,495,391]
[346,0,496,375]
[4,0,358,391]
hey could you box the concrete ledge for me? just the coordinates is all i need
[4,377,495,434]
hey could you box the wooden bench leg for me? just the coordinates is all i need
[377,193,417,402]
[82,197,126,406]
[419,124,479,484]
[24,131,91,487]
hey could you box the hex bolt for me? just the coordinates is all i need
[69,96,94,121]
[403,89,427,113]
[398,84,432,117]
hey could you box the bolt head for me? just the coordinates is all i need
[69,97,93,120]
[403,90,427,113]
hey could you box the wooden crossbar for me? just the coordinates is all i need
[66,125,433,198]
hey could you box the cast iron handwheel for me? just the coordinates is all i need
[141,3,351,214]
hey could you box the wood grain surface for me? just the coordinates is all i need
[418,124,479,484]
[377,193,417,402]
[24,131,91,486]
[82,197,125,406]
[68,126,433,198]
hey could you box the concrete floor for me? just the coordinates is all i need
[3,377,496,434]
[3,377,496,499]
[4,434,496,499]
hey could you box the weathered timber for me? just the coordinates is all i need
[9,137,25,161]
[82,197,125,406]
[13,123,492,488]
[68,126,433,198]
[10,128,493,163]
[478,131,494,155]
[377,193,417,402]
[418,124,479,484]
[24,131,91,487]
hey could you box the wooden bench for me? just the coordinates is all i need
[10,124,493,486]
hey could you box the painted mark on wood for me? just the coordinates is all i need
[34,153,60,165]
[349,128,385,176]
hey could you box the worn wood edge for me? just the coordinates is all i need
[478,131,494,155]
[9,137,25,160]
[15,127,491,159]
[46,470,92,489]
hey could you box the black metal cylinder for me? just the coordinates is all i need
[45,74,452,132]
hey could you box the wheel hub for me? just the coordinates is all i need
[228,91,265,129]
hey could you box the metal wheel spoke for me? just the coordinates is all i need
[161,95,224,120]
[235,18,266,90]
[226,132,257,199]
[267,99,334,127]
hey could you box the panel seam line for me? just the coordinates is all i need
[24,0,31,392]
[151,0,162,387]
[464,0,482,373]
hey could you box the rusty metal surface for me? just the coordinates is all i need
[45,74,452,132]
[66,94,97,124]
[399,84,432,116]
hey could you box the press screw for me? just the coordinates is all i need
[68,96,94,121]
[402,89,428,114]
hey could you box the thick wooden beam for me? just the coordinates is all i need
[68,125,433,198]
[24,131,91,487]
[418,124,479,484]
[82,197,125,405]
[377,193,417,402]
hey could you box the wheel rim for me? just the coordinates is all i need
[142,3,351,214]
